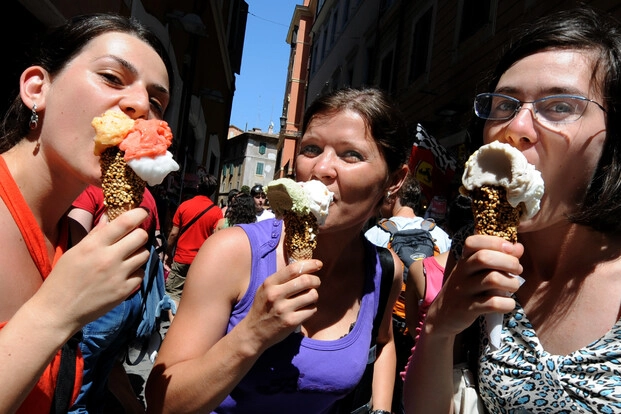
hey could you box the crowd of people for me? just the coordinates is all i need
[3,5,621,414]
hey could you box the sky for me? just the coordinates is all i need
[229,0,303,133]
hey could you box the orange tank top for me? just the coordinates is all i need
[0,155,83,413]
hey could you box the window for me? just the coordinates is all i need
[459,0,490,42]
[222,164,227,177]
[256,162,264,175]
[259,142,267,155]
[409,7,433,82]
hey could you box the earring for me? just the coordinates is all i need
[29,104,39,129]
[385,191,392,202]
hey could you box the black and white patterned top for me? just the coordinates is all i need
[478,302,621,413]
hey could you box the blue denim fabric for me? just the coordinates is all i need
[69,290,142,414]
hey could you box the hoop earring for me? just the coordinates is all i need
[29,104,39,130]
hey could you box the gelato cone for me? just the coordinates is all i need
[461,141,544,242]
[100,146,145,220]
[265,178,333,261]
[92,111,179,220]
[461,142,543,350]
[470,185,521,243]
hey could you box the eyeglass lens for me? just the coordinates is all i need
[475,94,596,123]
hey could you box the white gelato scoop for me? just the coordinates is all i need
[461,141,544,220]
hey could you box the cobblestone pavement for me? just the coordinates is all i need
[102,321,170,413]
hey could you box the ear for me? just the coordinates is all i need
[385,164,409,196]
[20,66,48,110]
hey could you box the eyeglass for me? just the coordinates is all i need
[254,194,266,199]
[474,93,606,124]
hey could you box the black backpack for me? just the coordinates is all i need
[378,218,439,273]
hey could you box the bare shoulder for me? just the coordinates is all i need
[185,226,254,302]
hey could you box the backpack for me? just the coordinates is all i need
[378,218,439,273]
[125,243,177,365]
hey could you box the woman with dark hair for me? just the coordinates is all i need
[147,87,410,413]
[405,7,621,413]
[215,192,257,232]
[0,13,172,413]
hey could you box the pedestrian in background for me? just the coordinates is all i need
[68,184,161,414]
[165,174,222,315]
[251,184,275,221]
[215,192,256,232]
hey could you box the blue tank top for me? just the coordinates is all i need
[214,218,384,414]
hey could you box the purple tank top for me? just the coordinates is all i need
[214,218,384,414]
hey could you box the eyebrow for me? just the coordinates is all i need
[110,54,170,97]
[494,85,588,97]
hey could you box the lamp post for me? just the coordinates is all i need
[279,115,287,133]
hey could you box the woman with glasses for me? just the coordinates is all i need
[405,7,621,414]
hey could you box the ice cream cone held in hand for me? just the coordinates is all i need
[92,110,179,220]
[265,178,333,261]
[461,141,545,243]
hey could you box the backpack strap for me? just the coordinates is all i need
[377,219,399,236]
[337,246,394,413]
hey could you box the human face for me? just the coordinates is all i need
[39,31,170,186]
[253,192,266,212]
[295,109,391,232]
[483,49,606,231]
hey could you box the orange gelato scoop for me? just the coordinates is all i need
[119,119,173,161]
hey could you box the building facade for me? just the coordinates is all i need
[219,126,280,207]
[276,0,621,200]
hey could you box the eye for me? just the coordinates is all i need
[299,144,322,157]
[150,98,165,117]
[100,72,124,87]
[538,97,583,121]
[340,150,364,163]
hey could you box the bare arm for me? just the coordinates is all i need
[146,227,322,413]
[403,236,523,414]
[0,209,150,413]
[164,225,179,266]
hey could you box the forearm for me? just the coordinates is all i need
[371,340,397,411]
[146,320,268,413]
[0,296,78,412]
[403,324,455,414]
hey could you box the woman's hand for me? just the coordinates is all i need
[424,234,524,338]
[37,208,150,332]
[242,259,322,351]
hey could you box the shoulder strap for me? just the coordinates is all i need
[373,246,394,341]
[377,218,399,236]
[177,203,216,239]
[335,246,395,414]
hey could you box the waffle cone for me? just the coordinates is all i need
[100,147,145,220]
[470,185,520,243]
[284,211,318,261]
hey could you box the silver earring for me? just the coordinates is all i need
[29,104,38,129]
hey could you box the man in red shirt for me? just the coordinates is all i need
[165,175,222,313]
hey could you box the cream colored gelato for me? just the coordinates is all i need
[265,178,333,261]
[461,141,544,220]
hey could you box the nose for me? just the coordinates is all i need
[309,149,337,180]
[120,87,150,120]
[503,103,539,148]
